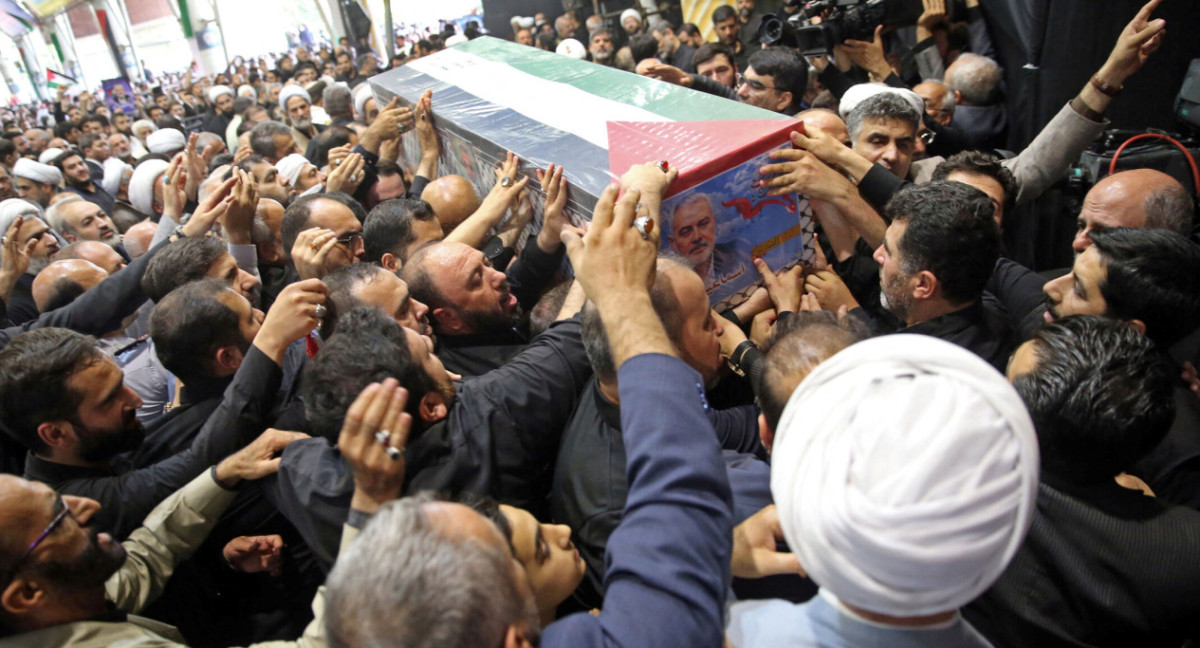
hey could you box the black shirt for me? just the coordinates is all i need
[965,475,1200,647]
[264,316,593,569]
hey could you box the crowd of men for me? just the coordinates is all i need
[0,0,1198,646]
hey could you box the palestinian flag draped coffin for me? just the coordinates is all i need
[370,36,816,309]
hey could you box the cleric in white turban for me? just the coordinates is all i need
[128,159,170,218]
[207,85,234,104]
[13,158,62,208]
[726,335,1039,648]
[146,128,186,156]
[278,85,312,114]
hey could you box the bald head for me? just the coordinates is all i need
[420,175,480,234]
[796,108,850,145]
[1073,168,1193,253]
[32,259,108,312]
[122,221,157,259]
[57,240,125,275]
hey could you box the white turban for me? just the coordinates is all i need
[353,84,376,120]
[839,83,925,120]
[37,148,63,165]
[237,84,258,100]
[275,154,309,187]
[0,198,44,234]
[556,38,586,60]
[278,85,312,112]
[771,335,1039,617]
[129,159,170,217]
[517,16,535,28]
[621,8,642,25]
[146,129,186,155]
[207,85,233,103]
[445,34,468,47]
[14,158,62,185]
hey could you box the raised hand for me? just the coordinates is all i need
[731,505,804,579]
[338,378,412,513]
[254,278,328,362]
[223,535,285,576]
[754,257,805,314]
[214,428,310,488]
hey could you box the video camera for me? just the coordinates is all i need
[758,0,923,57]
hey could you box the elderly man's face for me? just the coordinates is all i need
[853,117,916,180]
[1072,174,1153,254]
[62,202,118,246]
[286,96,312,130]
[670,198,716,270]
[697,53,737,88]
[668,265,724,387]
[108,133,130,158]
[516,28,534,46]
[589,32,614,61]
[913,82,951,125]
[623,16,641,34]
[16,216,59,262]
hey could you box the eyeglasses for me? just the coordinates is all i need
[4,496,71,583]
[335,232,363,248]
[918,130,936,146]
[738,78,779,94]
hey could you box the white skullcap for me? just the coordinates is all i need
[207,85,233,103]
[839,82,925,120]
[445,34,468,47]
[517,16,535,28]
[771,335,1039,617]
[14,158,62,185]
[621,8,642,24]
[37,148,63,164]
[353,84,376,120]
[0,198,44,234]
[556,38,586,60]
[275,154,309,187]
[279,85,312,112]
[237,84,258,99]
[129,159,170,217]
[146,128,186,155]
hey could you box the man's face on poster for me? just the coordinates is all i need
[671,196,716,269]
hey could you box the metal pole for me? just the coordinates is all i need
[383,0,393,60]
[207,0,230,68]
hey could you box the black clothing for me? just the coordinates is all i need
[964,476,1200,647]
[24,345,283,537]
[5,273,37,325]
[202,111,232,137]
[265,316,592,569]
[852,300,1016,372]
[65,181,116,217]
[550,377,760,609]
[668,43,697,73]
[0,238,165,349]
[689,73,739,102]
[435,242,565,378]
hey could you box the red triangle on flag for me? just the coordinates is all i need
[607,120,804,198]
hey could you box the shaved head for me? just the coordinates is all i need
[420,175,480,234]
[31,258,108,311]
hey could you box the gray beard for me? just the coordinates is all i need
[101,233,123,251]
[26,255,52,275]
[295,118,312,131]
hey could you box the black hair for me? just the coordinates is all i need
[150,278,246,384]
[281,191,368,259]
[712,4,737,23]
[0,328,104,453]
[1013,315,1175,482]
[692,42,736,71]
[1089,227,1200,347]
[301,307,437,441]
[308,125,355,168]
[629,34,659,63]
[320,263,389,340]
[363,199,439,265]
[746,47,808,113]
[885,181,999,305]
[141,237,229,302]
[931,150,1018,219]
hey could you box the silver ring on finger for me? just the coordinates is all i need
[634,215,652,241]
[374,430,390,446]
[387,445,403,461]
[0,236,6,245]
[314,303,327,319]
[500,176,513,188]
